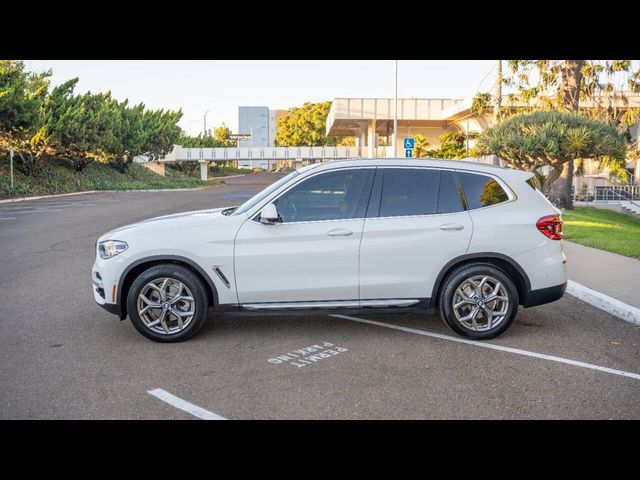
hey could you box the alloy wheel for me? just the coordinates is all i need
[451,275,510,332]
[136,277,195,335]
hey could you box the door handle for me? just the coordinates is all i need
[439,223,464,231]
[327,228,353,236]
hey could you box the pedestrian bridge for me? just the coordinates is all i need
[155,145,396,180]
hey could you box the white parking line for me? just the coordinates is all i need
[0,217,16,220]
[8,209,64,214]
[330,314,640,381]
[147,388,227,420]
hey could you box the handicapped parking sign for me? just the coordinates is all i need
[405,149,413,158]
[404,138,415,149]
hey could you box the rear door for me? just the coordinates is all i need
[359,167,473,303]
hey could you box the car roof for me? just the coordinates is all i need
[301,158,531,180]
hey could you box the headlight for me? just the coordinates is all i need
[98,240,128,259]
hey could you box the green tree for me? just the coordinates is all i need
[275,101,342,146]
[427,131,479,159]
[179,131,223,148]
[46,79,120,171]
[0,60,54,175]
[499,60,640,208]
[471,93,491,114]
[214,122,233,147]
[109,102,183,172]
[475,111,627,195]
[1,60,185,176]
[338,136,355,147]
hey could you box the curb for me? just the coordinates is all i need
[208,174,246,180]
[101,187,213,193]
[0,190,99,204]
[0,185,221,203]
[566,280,640,325]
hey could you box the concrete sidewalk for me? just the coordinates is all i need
[563,241,640,309]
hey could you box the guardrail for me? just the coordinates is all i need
[573,185,640,202]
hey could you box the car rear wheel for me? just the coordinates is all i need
[127,264,209,343]
[438,264,519,340]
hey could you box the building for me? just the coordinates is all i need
[238,106,269,148]
[268,109,287,146]
[238,106,287,148]
[237,106,287,169]
[325,96,640,188]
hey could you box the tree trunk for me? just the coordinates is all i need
[493,60,502,124]
[552,60,585,210]
[541,164,565,196]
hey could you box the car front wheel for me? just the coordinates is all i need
[438,264,519,340]
[127,264,209,342]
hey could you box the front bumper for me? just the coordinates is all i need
[98,301,123,317]
[93,258,126,319]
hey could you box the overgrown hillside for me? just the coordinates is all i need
[0,158,210,199]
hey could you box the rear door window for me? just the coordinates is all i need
[379,168,439,217]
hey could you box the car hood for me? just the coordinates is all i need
[99,207,238,241]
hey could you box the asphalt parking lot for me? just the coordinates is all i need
[1,173,639,419]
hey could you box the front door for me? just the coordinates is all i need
[234,168,375,305]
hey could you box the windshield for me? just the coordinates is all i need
[232,170,301,216]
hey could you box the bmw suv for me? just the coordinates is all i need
[93,159,567,342]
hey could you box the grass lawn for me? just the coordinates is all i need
[0,157,218,200]
[562,207,640,259]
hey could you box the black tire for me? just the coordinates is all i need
[438,263,519,340]
[127,264,209,343]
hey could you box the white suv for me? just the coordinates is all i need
[93,159,567,342]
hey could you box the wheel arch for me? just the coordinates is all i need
[117,255,219,319]
[430,253,531,307]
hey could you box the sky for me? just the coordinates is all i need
[24,60,500,135]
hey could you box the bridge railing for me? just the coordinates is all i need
[164,146,396,162]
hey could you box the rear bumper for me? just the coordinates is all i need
[522,282,567,308]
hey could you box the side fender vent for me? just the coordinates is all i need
[212,266,231,289]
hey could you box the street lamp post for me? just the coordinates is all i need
[393,60,398,157]
[203,109,212,136]
[9,148,14,189]
[248,126,253,168]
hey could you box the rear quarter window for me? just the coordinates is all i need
[458,172,509,210]
[526,176,541,191]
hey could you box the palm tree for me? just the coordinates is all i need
[493,60,502,124]
[413,134,430,158]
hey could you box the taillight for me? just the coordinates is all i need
[536,214,563,240]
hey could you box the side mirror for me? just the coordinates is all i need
[260,203,281,224]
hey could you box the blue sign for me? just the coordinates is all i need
[404,138,415,149]
[405,149,413,158]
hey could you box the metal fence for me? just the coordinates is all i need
[574,185,640,202]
